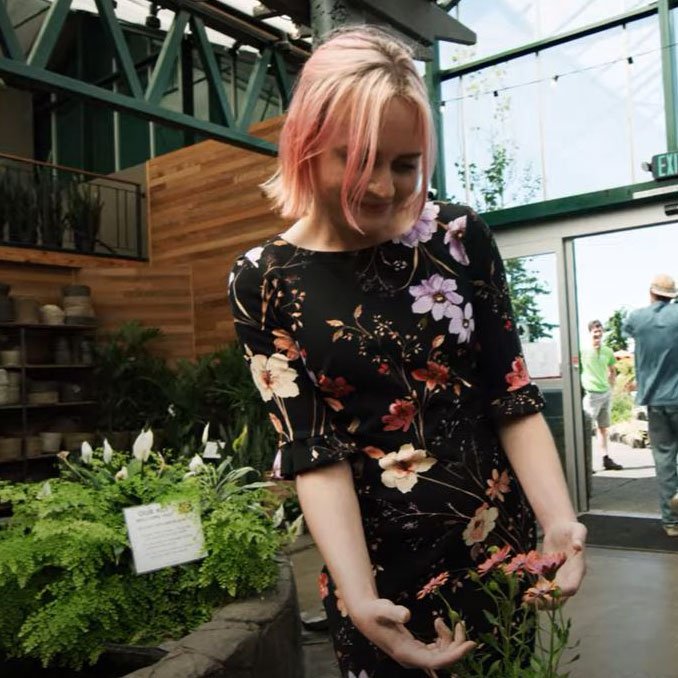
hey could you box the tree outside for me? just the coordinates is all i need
[604,307,629,352]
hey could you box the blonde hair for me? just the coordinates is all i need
[262,26,435,229]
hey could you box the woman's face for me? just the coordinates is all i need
[311,96,424,237]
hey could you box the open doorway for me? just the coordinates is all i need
[571,222,678,523]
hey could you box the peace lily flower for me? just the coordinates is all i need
[189,454,205,473]
[102,438,113,464]
[115,467,128,482]
[201,422,210,445]
[36,481,52,499]
[132,429,153,463]
[81,441,94,465]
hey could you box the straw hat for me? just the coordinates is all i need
[650,273,677,299]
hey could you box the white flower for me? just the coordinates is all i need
[244,246,264,266]
[201,422,210,445]
[462,504,499,545]
[115,467,128,482]
[81,441,94,465]
[37,481,52,499]
[168,404,176,417]
[250,353,300,402]
[103,438,113,464]
[132,429,154,463]
[347,671,370,678]
[188,454,205,473]
[378,444,436,494]
[447,302,475,343]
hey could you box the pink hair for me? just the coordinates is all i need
[262,26,435,230]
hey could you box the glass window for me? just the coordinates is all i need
[539,0,627,37]
[441,0,539,67]
[504,253,561,379]
[442,55,543,210]
[628,16,665,182]
[540,27,631,198]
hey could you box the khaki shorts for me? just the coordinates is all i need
[583,390,612,429]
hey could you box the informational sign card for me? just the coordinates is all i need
[124,502,207,574]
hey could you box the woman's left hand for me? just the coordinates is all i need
[541,520,587,598]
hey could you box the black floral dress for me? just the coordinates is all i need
[227,202,544,678]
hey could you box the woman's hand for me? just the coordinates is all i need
[349,598,476,673]
[542,520,587,598]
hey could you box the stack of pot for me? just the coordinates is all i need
[0,283,13,323]
[0,368,20,405]
[62,285,96,326]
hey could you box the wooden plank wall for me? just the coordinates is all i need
[147,116,287,354]
[77,266,194,363]
[0,262,76,304]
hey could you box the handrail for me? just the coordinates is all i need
[0,152,140,188]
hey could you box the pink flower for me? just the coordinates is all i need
[378,444,436,493]
[318,374,355,399]
[478,545,512,575]
[486,468,511,502]
[463,503,499,545]
[522,577,559,607]
[505,356,530,392]
[536,552,567,580]
[394,201,440,247]
[443,215,470,265]
[412,361,450,390]
[505,550,542,575]
[381,399,416,431]
[272,329,301,360]
[417,571,450,599]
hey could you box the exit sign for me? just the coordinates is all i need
[652,151,678,180]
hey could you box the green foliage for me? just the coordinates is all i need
[94,321,172,433]
[66,181,104,252]
[610,357,635,425]
[604,308,629,352]
[0,441,285,669]
[505,258,557,341]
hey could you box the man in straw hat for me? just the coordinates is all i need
[624,273,678,537]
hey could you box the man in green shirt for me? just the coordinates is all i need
[581,319,622,471]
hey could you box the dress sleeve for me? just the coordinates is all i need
[227,252,356,479]
[461,209,545,419]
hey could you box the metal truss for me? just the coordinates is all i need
[0,0,300,156]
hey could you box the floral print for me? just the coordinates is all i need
[227,202,544,678]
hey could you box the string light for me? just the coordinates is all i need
[441,40,670,105]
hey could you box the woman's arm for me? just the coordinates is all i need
[498,412,587,596]
[296,460,475,671]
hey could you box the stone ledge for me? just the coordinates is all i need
[124,557,303,678]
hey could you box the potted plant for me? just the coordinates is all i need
[66,180,103,253]
[34,167,67,248]
[5,172,38,245]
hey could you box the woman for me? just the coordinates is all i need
[228,26,586,677]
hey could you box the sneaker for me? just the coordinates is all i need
[603,455,623,471]
[664,525,678,537]
[670,493,678,515]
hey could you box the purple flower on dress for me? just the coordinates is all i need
[409,274,463,321]
[448,302,475,343]
[393,201,440,247]
[443,214,470,265]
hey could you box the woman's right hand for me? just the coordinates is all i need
[349,598,476,673]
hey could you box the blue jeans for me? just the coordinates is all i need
[648,406,678,526]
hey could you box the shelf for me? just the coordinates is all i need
[0,453,58,466]
[0,323,97,331]
[0,400,97,411]
[1,364,94,370]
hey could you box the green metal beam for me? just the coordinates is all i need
[0,0,23,60]
[439,3,658,80]
[0,55,277,156]
[93,0,143,99]
[145,9,190,104]
[237,48,272,131]
[481,180,678,230]
[28,0,73,68]
[190,15,235,127]
[271,49,292,109]
[426,42,446,199]
[659,0,678,151]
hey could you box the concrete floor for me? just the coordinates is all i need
[291,540,678,678]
